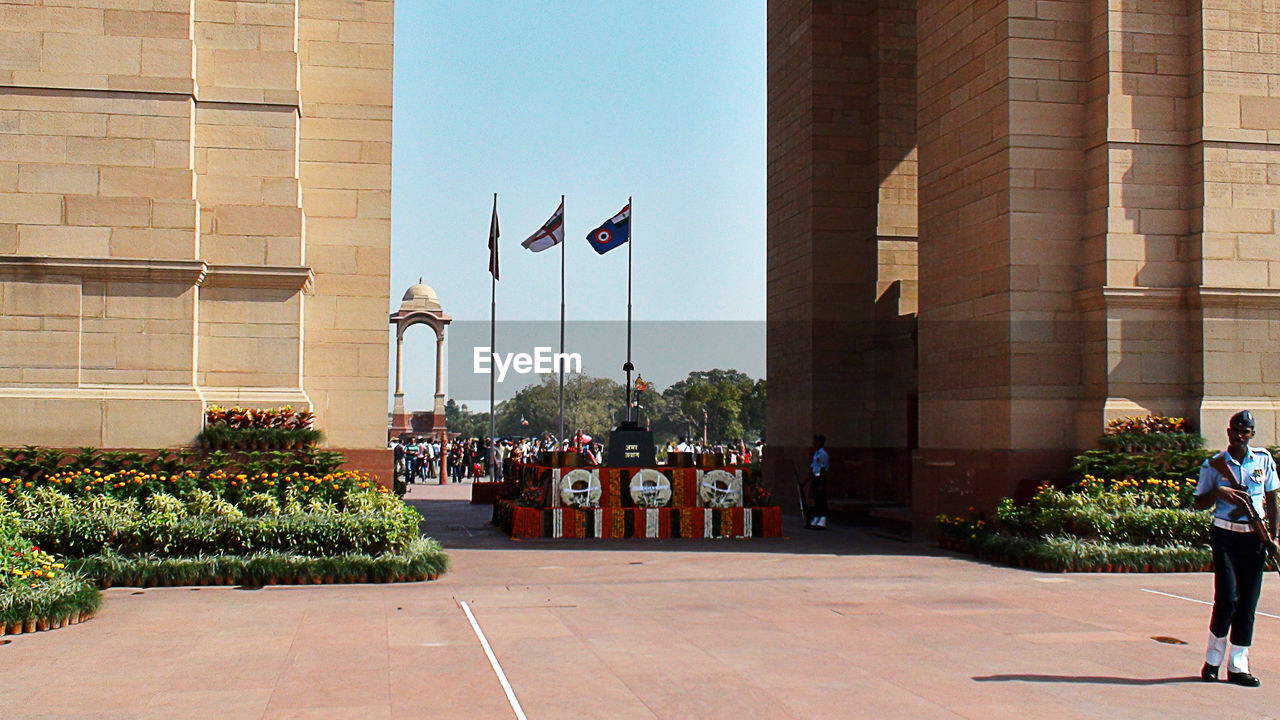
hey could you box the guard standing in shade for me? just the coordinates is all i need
[1195,410,1280,687]
[806,434,829,530]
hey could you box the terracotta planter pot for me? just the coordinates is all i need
[23,619,36,633]
[8,621,21,635]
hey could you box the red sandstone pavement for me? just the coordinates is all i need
[2,482,1278,719]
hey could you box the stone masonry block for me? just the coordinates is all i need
[65,195,150,227]
[0,191,63,224]
[1242,96,1280,130]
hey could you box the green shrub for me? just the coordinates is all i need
[143,492,188,518]
[1097,431,1205,453]
[239,492,280,516]
[23,502,422,558]
[0,445,352,485]
[69,537,449,587]
[185,489,242,518]
[993,485,1209,546]
[0,572,101,627]
[1071,448,1213,483]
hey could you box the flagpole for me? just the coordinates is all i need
[558,194,566,443]
[489,193,497,482]
[624,195,634,422]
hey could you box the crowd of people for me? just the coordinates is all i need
[390,433,764,484]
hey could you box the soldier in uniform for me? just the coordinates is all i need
[806,434,829,530]
[1194,410,1280,687]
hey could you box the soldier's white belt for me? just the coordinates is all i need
[1213,517,1254,534]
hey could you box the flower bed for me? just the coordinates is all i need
[0,446,347,487]
[938,416,1229,573]
[2,509,100,636]
[198,406,320,451]
[0,450,451,635]
[70,538,448,588]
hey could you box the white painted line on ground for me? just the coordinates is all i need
[1141,588,1280,620]
[459,600,528,720]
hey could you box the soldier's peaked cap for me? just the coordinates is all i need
[1230,410,1255,430]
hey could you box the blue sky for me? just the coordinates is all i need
[389,1,765,411]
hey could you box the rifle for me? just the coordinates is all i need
[1208,454,1280,579]
[791,461,810,524]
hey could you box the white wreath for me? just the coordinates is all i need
[558,469,601,508]
[629,469,672,508]
[699,469,742,508]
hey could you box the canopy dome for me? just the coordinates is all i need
[399,280,442,312]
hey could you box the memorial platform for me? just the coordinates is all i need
[488,461,783,540]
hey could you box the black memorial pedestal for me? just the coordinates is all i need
[606,421,656,467]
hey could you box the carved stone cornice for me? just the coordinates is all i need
[1072,286,1185,312]
[0,256,207,284]
[1073,285,1280,312]
[0,257,313,292]
[203,265,314,292]
[1191,286,1280,309]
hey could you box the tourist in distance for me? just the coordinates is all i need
[423,438,436,479]
[1194,410,1280,687]
[414,438,427,482]
[403,437,419,485]
[806,434,829,530]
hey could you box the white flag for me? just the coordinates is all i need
[522,200,565,253]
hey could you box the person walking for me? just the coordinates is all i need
[414,438,427,482]
[806,434,830,530]
[403,437,419,485]
[1195,410,1279,687]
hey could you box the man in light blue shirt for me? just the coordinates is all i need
[1194,410,1280,687]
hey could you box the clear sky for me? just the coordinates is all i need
[389,1,766,412]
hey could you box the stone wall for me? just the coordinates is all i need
[0,0,392,453]
[766,0,918,507]
[769,0,1280,529]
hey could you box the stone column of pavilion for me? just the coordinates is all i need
[388,281,451,451]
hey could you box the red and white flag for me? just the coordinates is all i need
[522,200,565,253]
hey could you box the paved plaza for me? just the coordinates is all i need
[1,484,1277,719]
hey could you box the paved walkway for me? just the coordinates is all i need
[2,483,1277,719]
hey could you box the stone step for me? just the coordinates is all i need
[868,505,913,541]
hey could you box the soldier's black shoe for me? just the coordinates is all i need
[1227,671,1261,687]
[1200,663,1219,682]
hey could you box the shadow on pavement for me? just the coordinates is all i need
[972,674,1202,686]
[405,496,979,559]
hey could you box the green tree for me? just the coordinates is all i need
[493,373,626,440]
[660,369,763,444]
[444,398,490,439]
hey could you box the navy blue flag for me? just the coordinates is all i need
[586,203,630,255]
